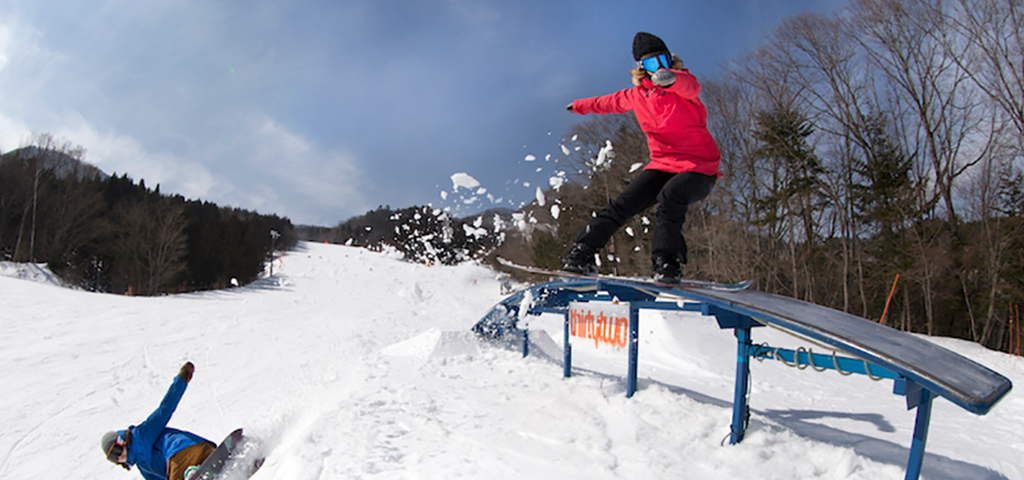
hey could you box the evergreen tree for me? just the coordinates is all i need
[751,104,824,244]
[851,113,919,240]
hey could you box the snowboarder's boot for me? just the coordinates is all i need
[561,243,599,275]
[652,250,682,283]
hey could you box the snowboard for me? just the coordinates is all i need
[496,257,752,292]
[185,428,264,480]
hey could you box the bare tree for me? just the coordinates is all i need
[945,0,1024,138]
[852,0,994,231]
[945,2,1024,342]
[700,78,762,283]
[111,200,187,295]
[961,150,1016,343]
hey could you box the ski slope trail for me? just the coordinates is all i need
[1,241,1022,479]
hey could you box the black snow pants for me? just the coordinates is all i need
[573,169,716,264]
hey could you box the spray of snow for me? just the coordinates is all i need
[450,173,480,191]
[549,175,564,190]
[594,140,614,169]
[437,132,586,214]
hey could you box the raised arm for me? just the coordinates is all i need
[132,363,193,443]
[570,87,636,116]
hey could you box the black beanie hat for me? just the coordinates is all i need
[633,32,669,61]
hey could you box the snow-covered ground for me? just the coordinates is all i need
[1,241,1021,479]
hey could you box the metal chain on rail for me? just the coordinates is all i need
[750,324,887,382]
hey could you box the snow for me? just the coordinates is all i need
[548,175,564,190]
[2,243,1023,479]
[435,133,576,215]
[449,173,480,191]
[594,140,614,169]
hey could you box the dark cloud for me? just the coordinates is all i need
[0,0,843,225]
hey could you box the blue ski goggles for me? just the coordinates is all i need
[639,52,672,72]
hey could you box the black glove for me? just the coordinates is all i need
[566,102,574,112]
[179,362,195,383]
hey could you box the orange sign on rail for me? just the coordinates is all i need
[569,303,630,349]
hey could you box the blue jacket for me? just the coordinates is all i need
[118,376,212,480]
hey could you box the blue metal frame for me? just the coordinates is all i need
[893,377,935,480]
[731,324,752,444]
[563,313,572,378]
[521,329,529,358]
[474,277,1010,480]
[907,390,934,480]
[627,304,640,397]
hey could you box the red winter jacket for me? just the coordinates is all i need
[571,69,721,177]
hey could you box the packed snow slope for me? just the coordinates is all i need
[1,241,1022,479]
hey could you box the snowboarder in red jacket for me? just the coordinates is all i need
[562,31,721,282]
[101,362,216,480]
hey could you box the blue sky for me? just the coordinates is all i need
[0,0,843,226]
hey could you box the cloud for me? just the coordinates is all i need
[53,113,213,193]
[0,21,11,71]
[0,113,29,153]
[234,114,368,225]
[0,15,63,109]
[0,7,368,226]
[3,105,365,226]
[0,16,41,74]
[61,111,370,226]
[2,0,850,228]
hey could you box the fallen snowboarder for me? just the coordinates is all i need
[100,362,232,480]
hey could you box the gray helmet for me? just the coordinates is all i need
[101,431,122,463]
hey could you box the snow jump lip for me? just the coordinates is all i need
[479,277,1013,416]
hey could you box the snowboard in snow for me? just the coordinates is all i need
[185,428,264,480]
[496,257,752,292]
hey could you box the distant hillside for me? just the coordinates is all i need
[1,144,297,295]
[1,146,108,181]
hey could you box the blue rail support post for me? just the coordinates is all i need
[905,389,934,480]
[705,304,757,445]
[563,310,572,378]
[522,328,529,358]
[894,377,935,480]
[731,324,752,444]
[626,303,641,398]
